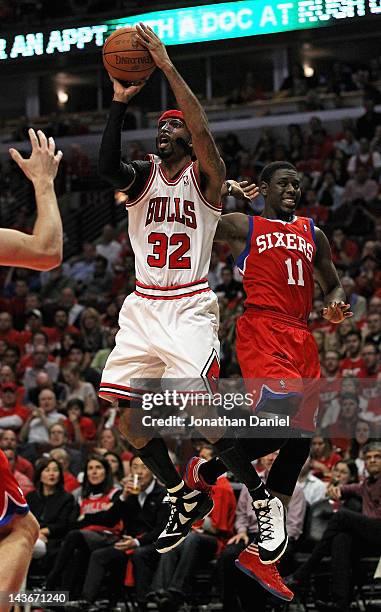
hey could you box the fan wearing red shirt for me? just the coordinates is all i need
[339,330,365,377]
[63,398,96,444]
[356,343,381,400]
[309,435,342,482]
[0,383,29,431]
[0,429,34,481]
[49,448,80,494]
[49,308,80,346]
[0,312,23,351]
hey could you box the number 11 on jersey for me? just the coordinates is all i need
[285,257,305,286]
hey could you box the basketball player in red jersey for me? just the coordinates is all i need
[0,128,62,610]
[185,161,352,601]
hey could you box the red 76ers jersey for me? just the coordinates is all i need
[236,215,316,322]
[125,155,221,289]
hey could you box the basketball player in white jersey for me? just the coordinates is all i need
[97,22,232,554]
[0,128,62,610]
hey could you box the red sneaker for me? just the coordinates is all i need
[235,543,294,602]
[184,457,212,492]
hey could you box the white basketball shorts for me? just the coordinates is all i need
[99,290,220,403]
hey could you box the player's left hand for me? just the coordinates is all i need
[322,301,353,324]
[9,129,62,184]
[135,23,171,70]
[225,180,260,203]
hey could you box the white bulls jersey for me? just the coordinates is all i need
[126,155,221,298]
[99,155,221,403]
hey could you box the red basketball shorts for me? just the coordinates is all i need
[236,309,321,432]
[0,450,29,526]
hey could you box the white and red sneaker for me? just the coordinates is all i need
[235,543,294,602]
[184,457,212,492]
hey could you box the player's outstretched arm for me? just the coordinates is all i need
[314,227,353,324]
[136,23,225,202]
[0,129,63,271]
[98,78,148,190]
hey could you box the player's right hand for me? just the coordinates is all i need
[110,74,146,104]
[9,129,62,184]
[322,301,353,324]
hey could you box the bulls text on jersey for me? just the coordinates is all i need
[145,197,197,229]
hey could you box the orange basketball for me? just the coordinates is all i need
[102,26,156,84]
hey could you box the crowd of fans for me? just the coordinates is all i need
[0,101,379,610]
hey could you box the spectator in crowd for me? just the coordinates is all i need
[346,419,373,477]
[215,266,243,301]
[309,436,342,482]
[69,242,96,285]
[356,98,381,140]
[326,393,360,453]
[79,308,106,354]
[3,447,34,496]
[46,454,123,599]
[287,442,381,612]
[62,365,98,416]
[68,456,168,610]
[50,308,80,345]
[150,445,236,611]
[27,456,77,573]
[330,230,359,269]
[83,254,114,297]
[104,451,124,488]
[364,314,381,345]
[47,422,82,475]
[316,170,344,210]
[297,458,327,506]
[57,287,84,328]
[0,382,29,430]
[49,448,81,494]
[27,370,67,409]
[340,276,367,322]
[342,164,379,205]
[23,345,59,392]
[90,327,117,374]
[96,224,122,265]
[19,388,63,447]
[39,265,76,303]
[0,428,34,479]
[339,330,365,377]
[66,343,100,388]
[63,398,97,444]
[207,250,225,290]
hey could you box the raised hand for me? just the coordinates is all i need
[110,74,146,104]
[9,129,62,184]
[135,22,171,70]
[226,180,260,203]
[322,301,353,324]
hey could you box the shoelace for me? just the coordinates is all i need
[255,503,274,542]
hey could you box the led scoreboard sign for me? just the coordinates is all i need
[0,0,380,61]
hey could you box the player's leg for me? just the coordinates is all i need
[0,512,39,610]
[100,295,214,554]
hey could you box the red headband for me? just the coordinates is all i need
[158,110,185,125]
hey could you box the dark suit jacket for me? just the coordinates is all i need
[79,480,169,546]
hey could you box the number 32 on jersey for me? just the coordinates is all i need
[147,232,191,269]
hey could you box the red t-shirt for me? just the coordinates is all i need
[310,452,342,481]
[340,356,365,377]
[63,471,80,493]
[15,455,34,481]
[0,404,30,425]
[64,417,97,442]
